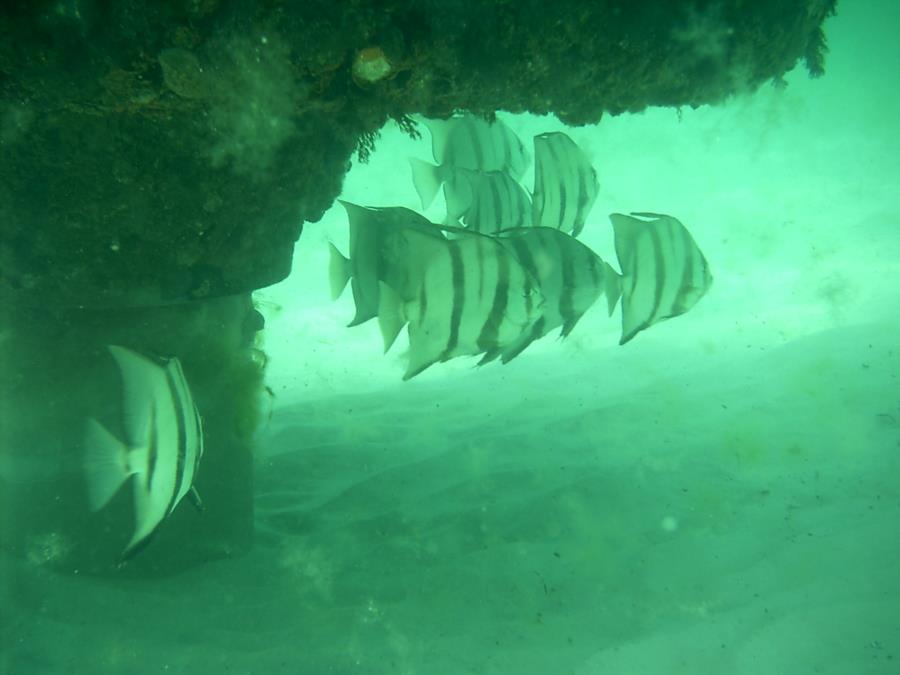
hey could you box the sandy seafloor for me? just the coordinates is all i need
[2,2,900,673]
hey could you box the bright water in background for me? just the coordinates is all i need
[2,2,899,673]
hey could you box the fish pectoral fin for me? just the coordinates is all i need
[107,345,168,449]
[83,418,132,511]
[188,486,205,513]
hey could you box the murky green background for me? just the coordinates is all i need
[2,1,898,673]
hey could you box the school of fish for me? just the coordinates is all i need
[332,114,713,379]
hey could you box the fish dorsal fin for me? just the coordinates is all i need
[409,157,443,209]
[609,213,652,344]
[608,212,644,275]
[107,345,165,449]
[341,201,380,326]
[423,117,451,165]
[339,199,377,237]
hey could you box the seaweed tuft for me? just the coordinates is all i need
[393,113,421,141]
[356,129,381,163]
[804,26,829,78]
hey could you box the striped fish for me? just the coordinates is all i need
[449,169,533,234]
[610,212,713,345]
[410,113,530,209]
[378,232,544,380]
[532,132,599,237]
[491,227,622,363]
[330,202,447,327]
[83,345,204,560]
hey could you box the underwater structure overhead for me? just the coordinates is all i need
[0,0,837,574]
[0,0,835,306]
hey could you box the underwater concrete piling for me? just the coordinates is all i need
[0,297,265,575]
[0,1,837,574]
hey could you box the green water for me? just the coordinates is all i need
[2,1,899,673]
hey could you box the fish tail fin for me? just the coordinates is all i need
[328,242,351,301]
[409,157,442,209]
[83,418,131,511]
[377,281,407,353]
[603,261,623,316]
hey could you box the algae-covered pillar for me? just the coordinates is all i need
[0,0,836,574]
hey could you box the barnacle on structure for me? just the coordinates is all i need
[351,46,393,85]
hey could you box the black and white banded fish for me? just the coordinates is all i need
[532,132,599,237]
[378,232,545,380]
[488,227,622,363]
[410,113,531,209]
[329,202,447,327]
[448,169,533,234]
[83,345,204,560]
[610,212,713,345]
